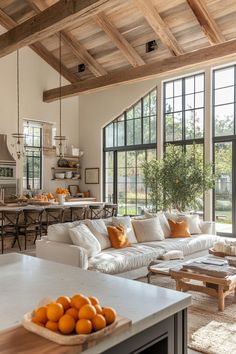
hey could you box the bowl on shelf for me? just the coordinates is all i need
[55,173,65,179]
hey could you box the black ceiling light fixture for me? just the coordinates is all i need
[78,63,86,72]
[146,40,158,53]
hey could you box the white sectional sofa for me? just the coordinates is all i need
[36,214,220,279]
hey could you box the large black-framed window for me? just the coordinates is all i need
[213,65,236,236]
[103,88,157,215]
[164,73,205,214]
[23,122,42,190]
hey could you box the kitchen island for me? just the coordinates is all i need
[0,253,191,354]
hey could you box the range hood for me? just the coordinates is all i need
[0,134,16,165]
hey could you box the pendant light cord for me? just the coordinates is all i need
[59,31,62,139]
[17,49,20,137]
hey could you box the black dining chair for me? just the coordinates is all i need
[70,206,87,222]
[88,205,104,219]
[1,209,23,253]
[103,204,118,218]
[22,209,44,250]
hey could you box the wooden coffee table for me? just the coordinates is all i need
[170,259,236,312]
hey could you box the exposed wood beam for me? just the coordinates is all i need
[27,0,107,77]
[43,38,236,102]
[96,12,145,67]
[0,8,77,83]
[61,32,107,76]
[134,0,183,56]
[187,0,225,45]
[0,0,118,59]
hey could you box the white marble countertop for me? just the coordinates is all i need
[0,201,103,211]
[0,253,191,353]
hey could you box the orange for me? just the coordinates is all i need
[45,321,59,332]
[75,319,92,335]
[94,304,103,315]
[34,306,48,324]
[56,296,71,311]
[89,296,99,306]
[66,307,78,321]
[47,303,64,322]
[92,314,106,331]
[102,307,117,325]
[58,314,75,334]
[78,304,96,320]
[71,294,91,310]
[32,317,45,327]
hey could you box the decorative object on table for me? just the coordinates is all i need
[56,187,69,205]
[54,32,67,158]
[210,240,236,257]
[21,293,127,346]
[11,49,25,160]
[68,185,79,196]
[85,168,99,184]
[54,173,65,180]
[68,160,77,168]
[83,190,90,198]
[142,144,216,212]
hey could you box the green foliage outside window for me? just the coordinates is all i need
[143,145,216,212]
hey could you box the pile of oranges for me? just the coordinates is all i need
[31,294,117,335]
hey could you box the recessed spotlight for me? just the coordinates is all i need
[146,40,158,53]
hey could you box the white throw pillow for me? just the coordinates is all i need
[85,219,111,250]
[132,217,165,242]
[47,221,81,244]
[161,250,184,260]
[69,224,101,257]
[178,214,202,234]
[145,212,171,238]
[112,216,137,243]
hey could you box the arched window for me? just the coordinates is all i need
[103,88,157,215]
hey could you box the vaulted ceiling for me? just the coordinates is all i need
[0,0,236,101]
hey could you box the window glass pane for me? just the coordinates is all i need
[215,67,234,89]
[195,92,204,108]
[174,96,182,112]
[134,101,142,118]
[126,108,133,120]
[174,80,182,96]
[165,82,173,98]
[174,113,182,141]
[195,109,204,138]
[165,98,173,113]
[127,120,134,145]
[143,95,150,116]
[143,117,150,144]
[117,121,124,146]
[185,110,195,140]
[215,86,234,105]
[134,118,142,144]
[185,94,194,110]
[195,74,204,92]
[214,104,234,136]
[165,114,174,142]
[105,123,113,147]
[185,77,194,94]
[150,90,157,115]
[150,116,156,143]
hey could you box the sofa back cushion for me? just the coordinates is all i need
[112,216,137,243]
[107,225,131,249]
[69,224,101,257]
[168,219,191,238]
[47,221,81,243]
[145,212,171,238]
[132,217,165,242]
[85,219,111,250]
[165,212,202,235]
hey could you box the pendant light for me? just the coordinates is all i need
[54,32,67,158]
[12,49,24,159]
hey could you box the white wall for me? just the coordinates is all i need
[0,46,79,194]
[78,55,236,204]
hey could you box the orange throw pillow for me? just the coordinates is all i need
[107,225,131,249]
[168,219,191,238]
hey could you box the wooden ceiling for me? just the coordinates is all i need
[0,0,236,101]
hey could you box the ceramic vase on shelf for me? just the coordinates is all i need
[57,194,65,205]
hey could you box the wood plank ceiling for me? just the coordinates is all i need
[0,0,235,100]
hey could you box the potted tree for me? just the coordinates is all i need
[143,145,215,212]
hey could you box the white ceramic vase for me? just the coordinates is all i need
[57,194,65,205]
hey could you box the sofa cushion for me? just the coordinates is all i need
[107,225,131,249]
[165,212,202,235]
[132,217,164,242]
[85,219,111,250]
[69,224,101,257]
[112,216,137,243]
[88,244,164,274]
[47,221,81,244]
[141,234,220,257]
[168,218,191,238]
[145,212,171,238]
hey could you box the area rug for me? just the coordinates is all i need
[191,320,236,354]
[138,275,236,353]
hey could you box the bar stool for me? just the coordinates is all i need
[1,210,23,253]
[70,206,87,222]
[88,205,104,219]
[44,207,65,229]
[103,204,118,218]
[22,209,44,250]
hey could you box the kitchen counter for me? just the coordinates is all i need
[0,200,103,211]
[0,253,191,354]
